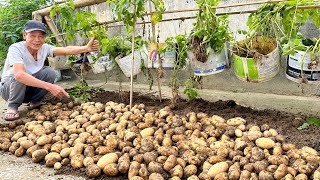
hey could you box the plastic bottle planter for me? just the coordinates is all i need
[147,43,177,68]
[89,54,114,74]
[188,47,228,76]
[286,50,320,84]
[233,46,280,82]
[48,56,70,70]
[116,50,148,78]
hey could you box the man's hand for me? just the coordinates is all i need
[47,83,70,99]
[86,37,100,52]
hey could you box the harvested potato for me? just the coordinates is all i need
[86,164,101,178]
[32,149,48,163]
[208,161,229,178]
[97,153,118,169]
[103,163,118,176]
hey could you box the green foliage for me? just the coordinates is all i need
[68,82,91,102]
[0,0,51,64]
[161,34,189,103]
[106,0,164,31]
[183,76,200,100]
[191,0,231,53]
[247,0,320,57]
[68,82,104,102]
[50,1,98,43]
[101,35,146,59]
[298,117,320,130]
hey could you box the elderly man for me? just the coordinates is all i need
[0,20,99,121]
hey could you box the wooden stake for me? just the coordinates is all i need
[44,16,66,47]
[32,0,105,17]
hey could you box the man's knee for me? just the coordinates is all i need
[38,67,57,83]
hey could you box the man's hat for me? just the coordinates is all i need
[24,20,47,34]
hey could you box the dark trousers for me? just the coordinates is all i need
[0,67,56,109]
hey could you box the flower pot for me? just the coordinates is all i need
[286,50,320,84]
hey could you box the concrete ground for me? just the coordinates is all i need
[0,77,319,179]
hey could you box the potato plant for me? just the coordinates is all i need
[0,101,320,179]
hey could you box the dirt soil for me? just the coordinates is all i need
[1,90,319,179]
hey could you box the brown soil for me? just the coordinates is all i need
[191,36,207,63]
[233,36,277,58]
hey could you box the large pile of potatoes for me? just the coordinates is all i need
[0,101,320,180]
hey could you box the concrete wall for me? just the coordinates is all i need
[74,0,320,97]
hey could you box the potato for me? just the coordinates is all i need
[149,173,164,180]
[90,113,102,122]
[20,140,34,149]
[32,149,48,163]
[118,153,130,174]
[227,117,246,126]
[128,161,140,179]
[45,152,62,167]
[96,146,113,155]
[1,141,11,151]
[36,135,52,146]
[86,164,101,178]
[164,155,177,172]
[240,170,251,180]
[214,172,228,180]
[258,170,273,179]
[14,146,25,157]
[255,138,275,149]
[60,147,72,158]
[148,161,163,174]
[272,164,286,179]
[170,165,183,178]
[83,157,94,167]
[33,125,46,136]
[54,162,62,170]
[184,164,197,177]
[70,154,84,169]
[253,161,268,173]
[228,162,240,180]
[208,161,229,178]
[97,153,118,169]
[140,127,155,138]
[138,164,149,178]
[11,132,23,141]
[294,174,308,180]
[103,163,118,176]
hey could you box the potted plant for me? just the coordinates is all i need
[278,1,320,83]
[190,0,231,76]
[232,3,282,82]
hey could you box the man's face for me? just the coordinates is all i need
[22,30,46,51]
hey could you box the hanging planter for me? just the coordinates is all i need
[232,36,280,82]
[188,46,228,76]
[190,0,232,76]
